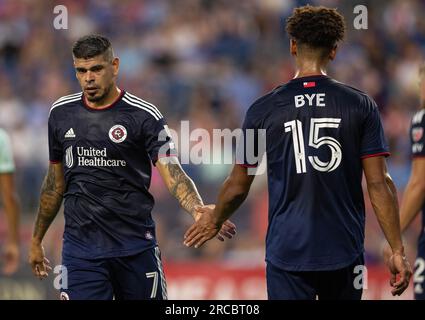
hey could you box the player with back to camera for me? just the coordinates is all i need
[184,5,412,300]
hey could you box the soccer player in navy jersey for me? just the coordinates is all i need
[28,35,235,300]
[384,63,425,299]
[184,5,412,299]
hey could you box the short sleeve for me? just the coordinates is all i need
[411,110,425,157]
[235,109,266,167]
[0,130,15,173]
[142,116,177,165]
[48,113,63,163]
[359,98,390,159]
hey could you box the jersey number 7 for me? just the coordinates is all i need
[284,118,342,174]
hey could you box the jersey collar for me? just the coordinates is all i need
[289,75,330,82]
[82,89,125,111]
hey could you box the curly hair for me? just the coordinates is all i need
[285,5,345,51]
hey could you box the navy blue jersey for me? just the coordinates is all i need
[238,75,389,271]
[48,90,176,259]
[410,109,425,241]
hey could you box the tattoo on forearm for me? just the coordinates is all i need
[33,166,64,241]
[167,163,203,216]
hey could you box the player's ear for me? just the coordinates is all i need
[112,57,120,76]
[72,59,78,79]
[290,39,297,56]
[329,45,337,61]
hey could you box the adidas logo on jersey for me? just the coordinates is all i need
[65,128,76,138]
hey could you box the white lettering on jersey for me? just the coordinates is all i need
[65,146,127,168]
[294,93,326,108]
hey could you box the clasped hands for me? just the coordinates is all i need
[184,205,236,248]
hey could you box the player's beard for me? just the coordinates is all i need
[86,85,112,103]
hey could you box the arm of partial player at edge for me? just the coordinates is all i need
[399,158,425,233]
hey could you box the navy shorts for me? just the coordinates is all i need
[266,254,364,300]
[60,246,167,300]
[414,238,425,300]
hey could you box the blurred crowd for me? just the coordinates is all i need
[0,0,424,269]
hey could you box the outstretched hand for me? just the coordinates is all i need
[184,205,236,248]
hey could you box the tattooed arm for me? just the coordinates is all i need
[156,156,236,240]
[156,157,203,219]
[29,163,65,278]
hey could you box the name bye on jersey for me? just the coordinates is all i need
[238,75,389,271]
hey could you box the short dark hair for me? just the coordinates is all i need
[72,34,113,60]
[285,5,345,51]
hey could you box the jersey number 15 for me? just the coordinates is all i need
[284,118,342,174]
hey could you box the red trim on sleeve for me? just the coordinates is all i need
[360,152,391,159]
[49,160,61,164]
[237,163,258,168]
